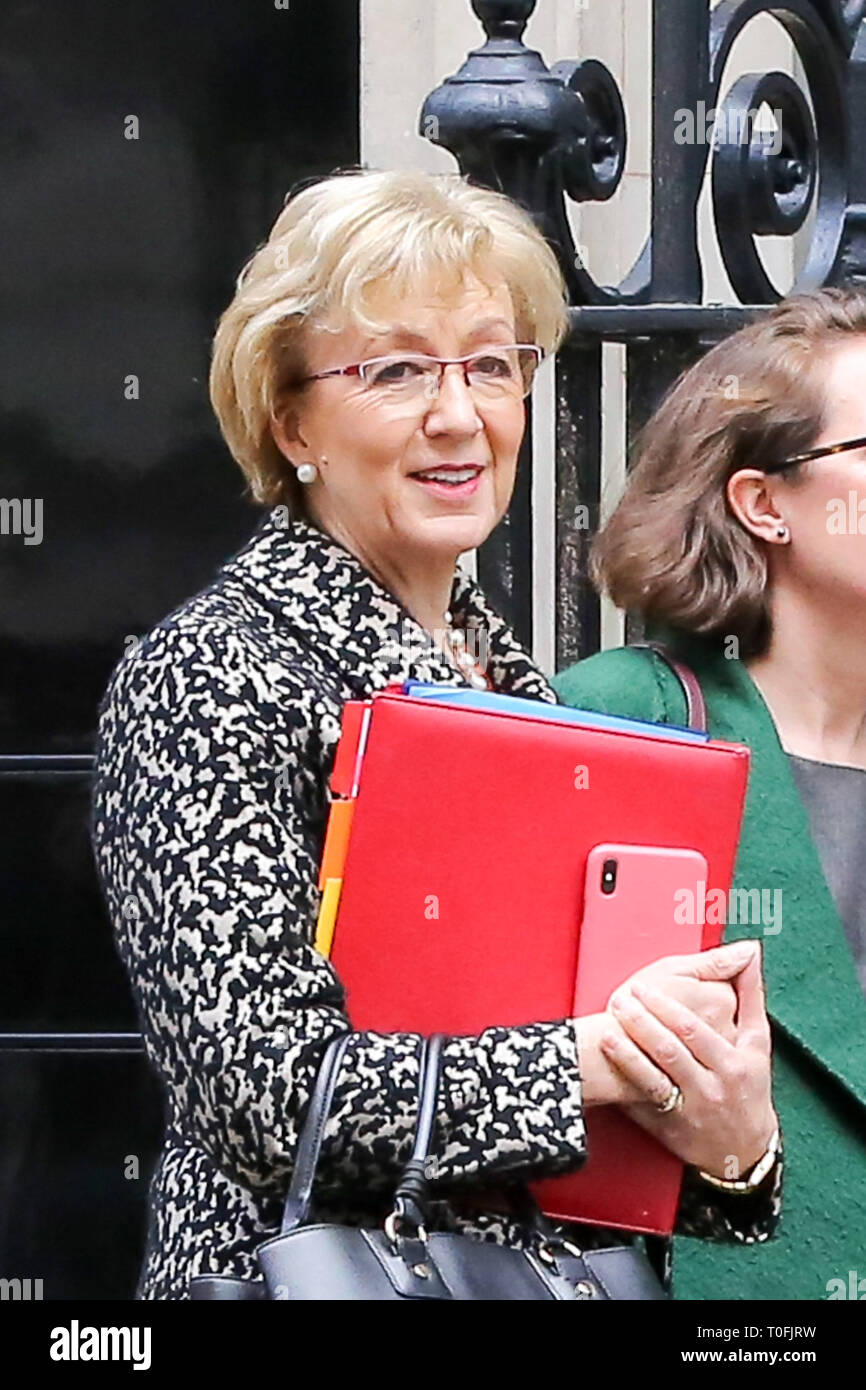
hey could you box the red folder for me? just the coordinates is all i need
[317,688,750,1234]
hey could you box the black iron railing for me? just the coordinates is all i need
[421,0,866,665]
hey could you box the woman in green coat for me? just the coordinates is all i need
[555,287,866,1302]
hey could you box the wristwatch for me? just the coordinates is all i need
[697,1125,780,1195]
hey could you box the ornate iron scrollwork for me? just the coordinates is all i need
[711,68,818,299]
[421,0,866,307]
[549,58,627,205]
[709,0,850,301]
[811,0,866,51]
[419,0,866,659]
[420,0,629,303]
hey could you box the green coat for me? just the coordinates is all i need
[553,631,866,1301]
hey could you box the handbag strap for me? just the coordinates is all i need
[629,640,707,733]
[281,1030,353,1233]
[280,1031,443,1236]
[279,1034,671,1283]
[388,1033,442,1228]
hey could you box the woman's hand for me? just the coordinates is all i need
[600,941,777,1179]
[610,958,738,1045]
[574,942,744,1107]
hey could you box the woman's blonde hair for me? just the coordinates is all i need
[592,287,866,657]
[209,167,570,510]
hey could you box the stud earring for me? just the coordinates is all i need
[296,462,318,485]
[776,524,790,541]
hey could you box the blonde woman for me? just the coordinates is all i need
[91,169,779,1300]
[556,288,866,1301]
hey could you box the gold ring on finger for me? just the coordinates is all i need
[655,1082,684,1115]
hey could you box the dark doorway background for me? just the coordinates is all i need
[0,0,360,1299]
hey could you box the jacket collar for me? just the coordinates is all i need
[221,507,557,703]
[654,626,866,1111]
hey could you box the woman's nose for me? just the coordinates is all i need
[423,364,483,435]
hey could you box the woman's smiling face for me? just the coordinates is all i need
[271,269,529,573]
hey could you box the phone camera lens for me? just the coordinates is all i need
[601,858,617,895]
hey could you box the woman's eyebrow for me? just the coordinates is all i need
[463,316,515,342]
[371,317,516,352]
[379,327,435,350]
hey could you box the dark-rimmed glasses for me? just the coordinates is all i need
[764,433,866,474]
[299,345,544,403]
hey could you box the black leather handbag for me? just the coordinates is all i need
[190,1032,668,1301]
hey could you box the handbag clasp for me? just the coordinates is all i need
[384,1200,429,1253]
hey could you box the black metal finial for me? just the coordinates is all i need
[421,0,570,188]
[420,0,627,291]
[471,0,536,42]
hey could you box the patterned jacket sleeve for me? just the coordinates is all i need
[91,618,587,1203]
[674,1145,783,1244]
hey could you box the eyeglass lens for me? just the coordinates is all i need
[359,348,539,398]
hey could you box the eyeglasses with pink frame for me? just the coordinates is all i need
[298,344,544,400]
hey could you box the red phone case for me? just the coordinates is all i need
[533,843,712,1234]
[574,843,711,1015]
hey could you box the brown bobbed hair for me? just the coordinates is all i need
[591,287,866,657]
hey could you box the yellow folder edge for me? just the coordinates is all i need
[314,877,343,959]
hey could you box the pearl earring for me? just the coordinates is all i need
[296,462,318,485]
[776,524,789,541]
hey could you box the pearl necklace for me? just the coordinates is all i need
[444,610,489,690]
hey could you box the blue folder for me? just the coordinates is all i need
[401,681,710,744]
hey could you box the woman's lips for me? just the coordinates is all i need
[410,465,484,501]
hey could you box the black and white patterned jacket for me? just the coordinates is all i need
[91,507,782,1300]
